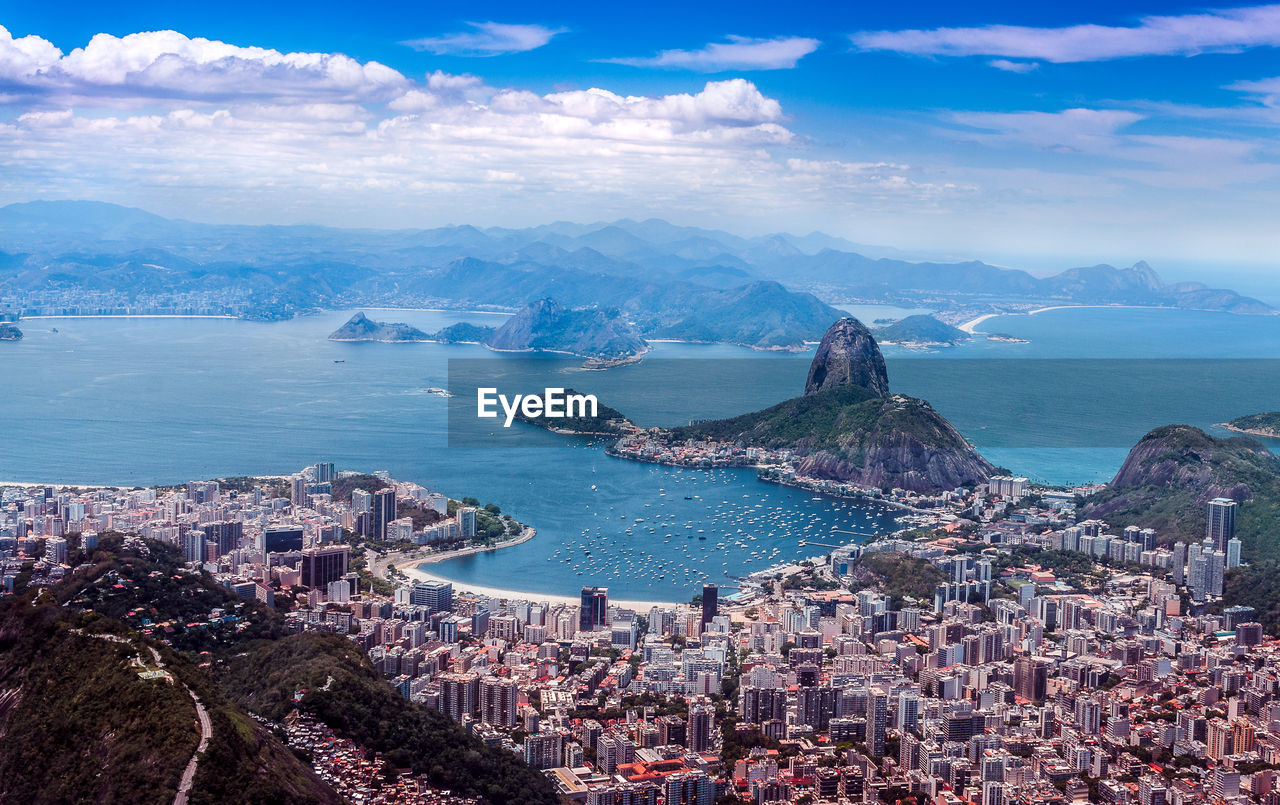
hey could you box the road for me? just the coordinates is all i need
[70,631,213,804]
[145,645,212,805]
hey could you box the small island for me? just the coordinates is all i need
[0,322,23,341]
[1224,411,1280,439]
[984,332,1030,344]
[328,312,431,342]
[330,299,650,364]
[872,314,969,347]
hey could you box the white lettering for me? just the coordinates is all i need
[566,392,598,419]
[477,387,498,419]
[499,393,522,428]
[543,387,564,417]
[478,388,602,426]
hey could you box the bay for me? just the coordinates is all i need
[2,305,1278,599]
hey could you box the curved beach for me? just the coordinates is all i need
[370,529,679,609]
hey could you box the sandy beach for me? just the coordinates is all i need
[959,304,1179,334]
[373,529,679,609]
[1025,304,1171,316]
[957,313,998,334]
[1219,422,1280,439]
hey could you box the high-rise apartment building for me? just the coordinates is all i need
[480,676,519,728]
[1207,497,1237,552]
[371,488,396,541]
[1014,656,1048,703]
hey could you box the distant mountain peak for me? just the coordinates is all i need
[487,297,646,359]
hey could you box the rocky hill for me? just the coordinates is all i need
[647,280,845,350]
[328,311,431,341]
[0,533,554,805]
[487,298,647,359]
[805,317,889,396]
[872,314,969,347]
[673,317,994,492]
[1085,425,1280,555]
[511,388,634,436]
[328,301,648,359]
[0,547,341,804]
[431,321,497,344]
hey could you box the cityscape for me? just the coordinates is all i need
[3,458,1277,805]
[5,2,1280,804]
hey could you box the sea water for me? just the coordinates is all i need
[2,306,1278,599]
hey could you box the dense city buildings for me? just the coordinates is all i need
[5,468,1280,805]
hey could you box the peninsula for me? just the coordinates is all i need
[1223,411,1280,439]
[523,317,996,493]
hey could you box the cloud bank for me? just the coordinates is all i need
[0,26,407,103]
[1,22,1277,263]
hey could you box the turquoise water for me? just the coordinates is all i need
[2,305,1278,599]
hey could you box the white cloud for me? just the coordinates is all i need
[0,25,407,103]
[542,79,784,126]
[604,36,820,71]
[988,59,1038,73]
[951,108,1144,151]
[402,22,566,56]
[6,22,1275,264]
[852,4,1280,63]
[0,24,61,76]
[0,28,823,227]
[946,107,1280,191]
[1227,74,1280,106]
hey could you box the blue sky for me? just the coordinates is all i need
[3,2,1280,280]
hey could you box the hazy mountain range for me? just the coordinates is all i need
[0,201,1272,347]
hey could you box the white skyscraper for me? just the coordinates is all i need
[1226,538,1242,569]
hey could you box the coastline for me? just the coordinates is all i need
[1025,304,1173,316]
[957,313,998,334]
[957,304,1183,334]
[1219,423,1280,440]
[354,307,513,317]
[21,314,237,320]
[370,528,679,609]
[0,480,118,489]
